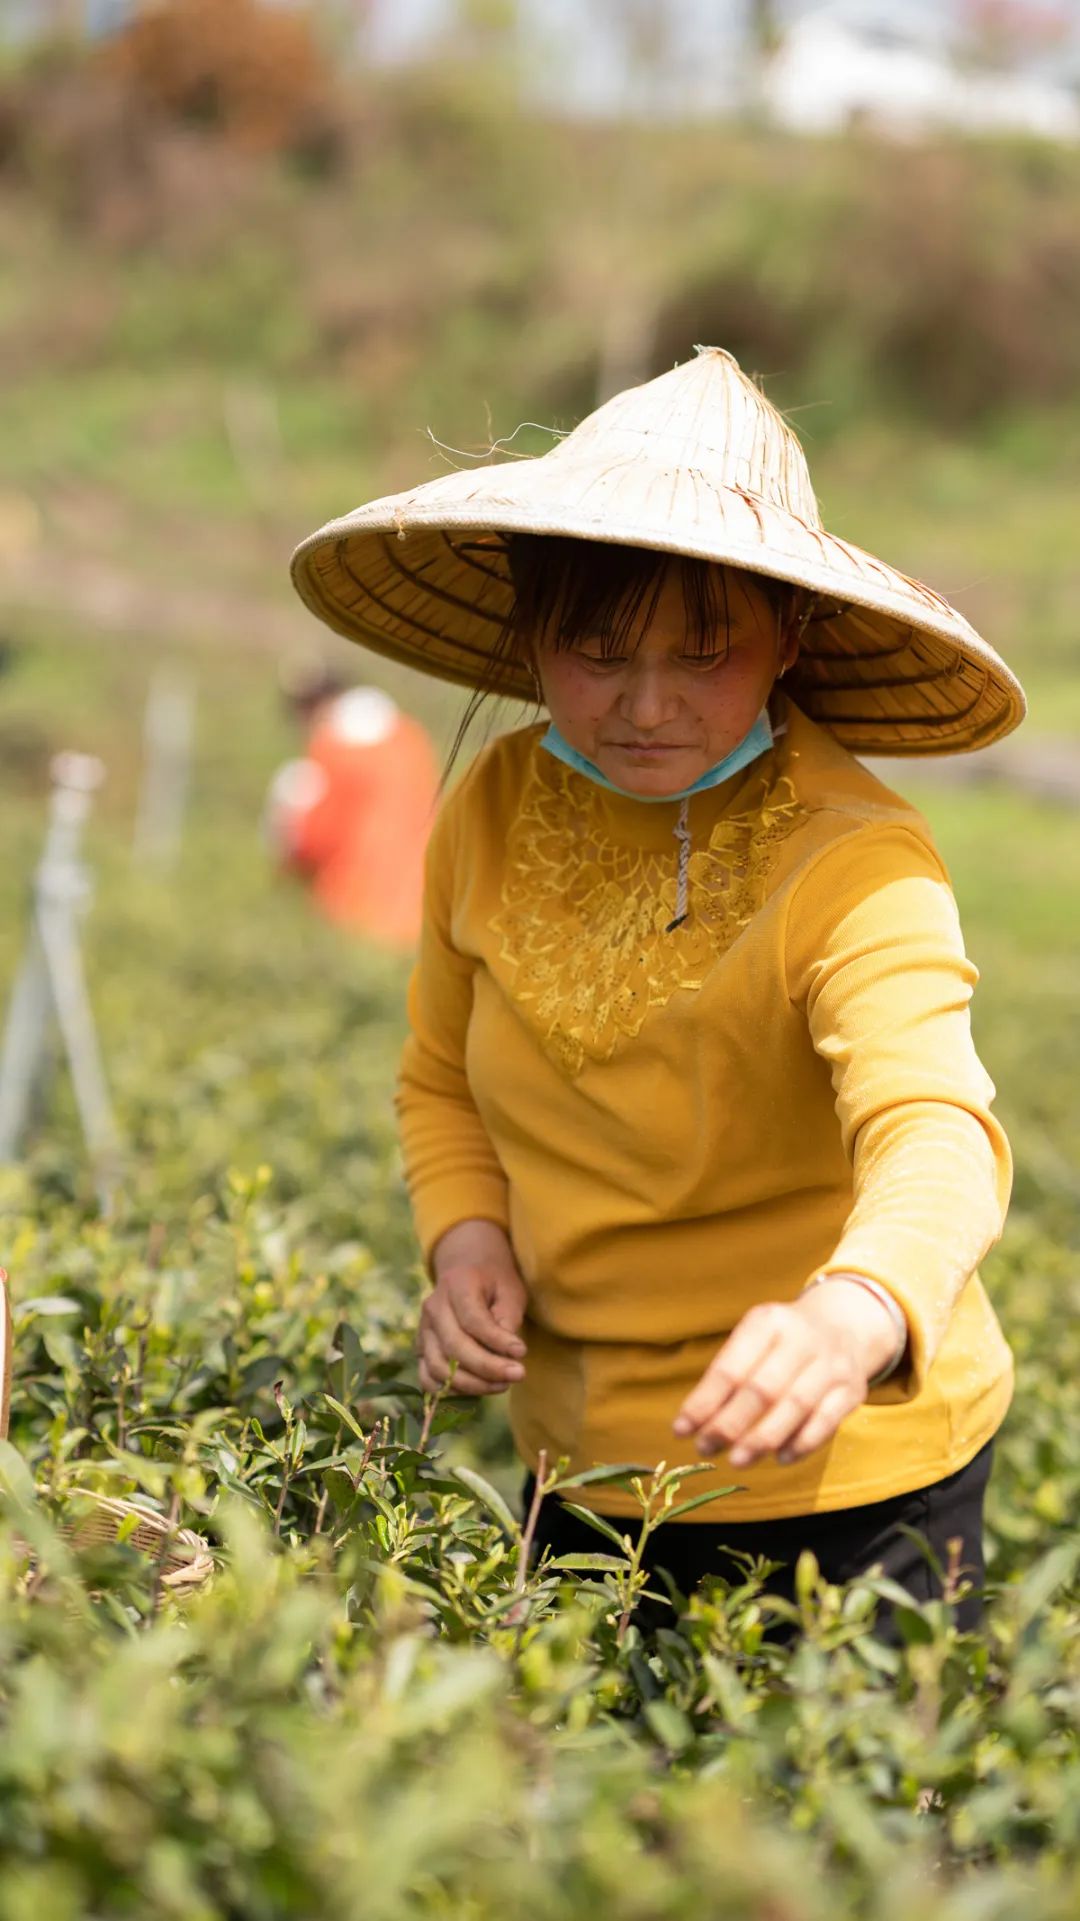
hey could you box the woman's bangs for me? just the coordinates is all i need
[507,535,747,659]
[679,561,735,658]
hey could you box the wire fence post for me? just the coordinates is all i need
[0,751,119,1210]
[133,666,196,869]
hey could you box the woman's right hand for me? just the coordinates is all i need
[417,1219,528,1396]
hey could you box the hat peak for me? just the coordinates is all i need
[554,345,822,531]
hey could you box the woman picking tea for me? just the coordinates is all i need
[291,347,1025,1636]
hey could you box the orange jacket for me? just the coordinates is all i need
[272,690,438,948]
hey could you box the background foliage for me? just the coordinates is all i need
[1,5,1079,1914]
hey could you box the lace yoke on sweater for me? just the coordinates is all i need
[490,748,806,1078]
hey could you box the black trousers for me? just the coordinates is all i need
[521,1438,995,1649]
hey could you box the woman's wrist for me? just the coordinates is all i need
[796,1272,908,1385]
[430,1217,514,1283]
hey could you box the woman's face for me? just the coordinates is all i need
[533,560,799,799]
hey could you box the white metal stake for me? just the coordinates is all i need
[0,752,119,1204]
[133,666,196,868]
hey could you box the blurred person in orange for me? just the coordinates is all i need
[266,659,437,949]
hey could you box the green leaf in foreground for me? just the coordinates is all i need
[451,1465,519,1537]
[557,1502,633,1551]
[662,1486,742,1522]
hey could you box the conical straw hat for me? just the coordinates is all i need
[290,346,1026,756]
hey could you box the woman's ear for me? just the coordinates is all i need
[778,589,807,675]
[780,632,801,676]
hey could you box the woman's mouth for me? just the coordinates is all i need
[609,742,689,760]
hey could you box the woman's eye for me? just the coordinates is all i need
[577,651,627,669]
[678,652,726,669]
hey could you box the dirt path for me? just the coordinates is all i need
[5,550,304,656]
[863,738,1080,806]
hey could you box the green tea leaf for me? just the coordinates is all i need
[450,1466,519,1537]
[544,1553,629,1572]
[558,1503,633,1552]
[322,1394,369,1444]
[644,1701,693,1754]
[556,1463,655,1488]
[662,1486,741,1522]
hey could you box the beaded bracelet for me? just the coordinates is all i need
[800,1271,909,1388]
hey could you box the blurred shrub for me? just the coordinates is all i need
[105,0,344,166]
[652,134,1080,428]
[0,0,344,244]
[2,42,1080,426]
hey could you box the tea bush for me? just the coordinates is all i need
[1,698,1079,1916]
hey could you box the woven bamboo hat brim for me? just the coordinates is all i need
[290,346,1026,756]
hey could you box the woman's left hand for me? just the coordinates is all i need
[671,1279,904,1468]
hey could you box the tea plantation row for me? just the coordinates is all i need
[0,759,1078,1919]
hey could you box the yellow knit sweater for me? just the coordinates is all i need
[396,692,1014,1522]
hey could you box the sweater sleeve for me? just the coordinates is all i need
[784,819,1012,1404]
[394,764,511,1270]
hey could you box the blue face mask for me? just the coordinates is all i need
[540,705,775,802]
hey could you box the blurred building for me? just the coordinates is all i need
[8,0,1080,138]
[370,0,1080,133]
[764,1,1080,139]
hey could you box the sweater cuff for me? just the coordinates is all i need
[811,1259,925,1404]
[411,1175,513,1275]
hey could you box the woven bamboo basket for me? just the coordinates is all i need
[64,1490,215,1589]
[0,1267,213,1591]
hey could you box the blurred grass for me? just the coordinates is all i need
[0,26,1076,1280]
[0,31,1079,1900]
[0,47,1078,738]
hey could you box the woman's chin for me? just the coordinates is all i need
[619,776,691,798]
[597,752,703,798]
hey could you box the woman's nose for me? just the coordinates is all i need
[620,662,679,730]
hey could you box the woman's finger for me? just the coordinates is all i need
[673,1305,785,1434]
[692,1321,821,1454]
[449,1273,527,1357]
[418,1336,512,1397]
[775,1383,863,1464]
[691,1381,772,1457]
[489,1268,529,1338]
[723,1357,840,1464]
[424,1294,525,1385]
